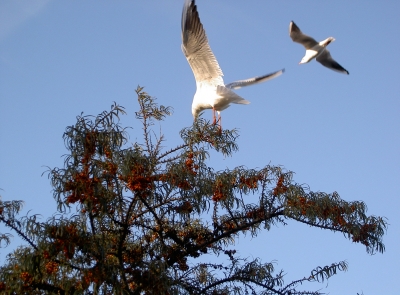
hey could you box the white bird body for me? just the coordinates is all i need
[300,37,335,64]
[289,21,348,74]
[182,0,284,123]
[301,49,320,64]
[192,83,249,118]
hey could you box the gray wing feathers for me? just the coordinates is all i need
[181,0,223,83]
[289,21,318,49]
[316,50,349,75]
[225,69,285,90]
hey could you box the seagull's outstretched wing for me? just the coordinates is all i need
[289,21,318,49]
[225,69,285,90]
[316,49,349,75]
[181,0,223,85]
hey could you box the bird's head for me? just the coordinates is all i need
[192,106,203,121]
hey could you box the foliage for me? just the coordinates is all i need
[0,87,387,294]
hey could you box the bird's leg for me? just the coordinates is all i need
[218,113,222,133]
[212,107,216,125]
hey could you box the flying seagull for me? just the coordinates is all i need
[181,0,284,126]
[289,21,349,75]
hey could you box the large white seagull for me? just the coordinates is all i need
[181,0,284,126]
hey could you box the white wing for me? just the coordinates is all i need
[316,49,349,75]
[225,69,285,90]
[289,21,318,49]
[181,0,223,85]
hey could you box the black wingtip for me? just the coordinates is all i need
[182,0,199,40]
[289,20,300,32]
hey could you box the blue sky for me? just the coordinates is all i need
[0,1,399,293]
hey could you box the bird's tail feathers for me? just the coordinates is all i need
[216,85,250,105]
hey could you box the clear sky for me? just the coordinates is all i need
[0,1,399,294]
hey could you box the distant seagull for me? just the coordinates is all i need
[181,0,284,126]
[289,21,349,75]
